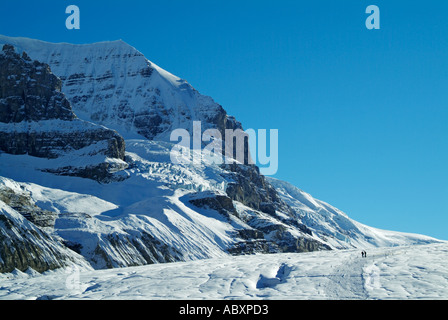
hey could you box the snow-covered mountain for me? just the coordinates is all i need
[0,34,442,276]
[0,34,241,141]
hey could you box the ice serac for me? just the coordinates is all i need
[0,44,127,182]
[0,35,242,141]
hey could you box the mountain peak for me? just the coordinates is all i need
[0,34,242,141]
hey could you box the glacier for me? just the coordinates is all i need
[1,243,447,300]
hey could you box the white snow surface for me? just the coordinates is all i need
[1,243,447,300]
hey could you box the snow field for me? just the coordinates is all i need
[1,243,446,300]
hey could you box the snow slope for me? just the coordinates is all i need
[1,243,447,300]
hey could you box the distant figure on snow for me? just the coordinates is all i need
[361,250,367,258]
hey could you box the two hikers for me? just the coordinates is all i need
[361,250,367,258]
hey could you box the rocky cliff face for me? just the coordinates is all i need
[0,44,75,124]
[0,44,127,182]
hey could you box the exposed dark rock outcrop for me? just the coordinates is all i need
[187,189,330,255]
[222,164,286,213]
[0,44,75,123]
[188,191,238,219]
[222,163,314,234]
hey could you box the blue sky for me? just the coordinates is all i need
[1,0,447,240]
